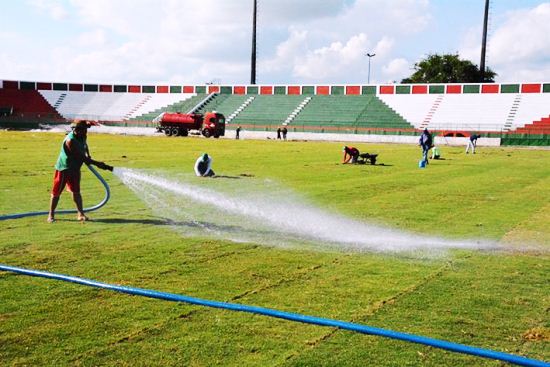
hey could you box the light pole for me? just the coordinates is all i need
[479,0,490,82]
[250,0,257,85]
[366,53,376,84]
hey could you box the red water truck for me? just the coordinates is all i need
[155,111,225,138]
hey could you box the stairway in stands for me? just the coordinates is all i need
[503,94,522,131]
[419,95,443,130]
[124,96,152,120]
[53,93,67,109]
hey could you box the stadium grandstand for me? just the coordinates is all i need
[1,79,549,145]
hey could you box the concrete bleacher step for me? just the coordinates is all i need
[189,93,217,114]
[235,95,323,126]
[196,94,230,114]
[197,95,249,121]
[514,115,550,134]
[227,96,255,123]
[285,96,311,124]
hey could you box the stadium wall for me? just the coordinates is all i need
[2,79,549,96]
[2,79,549,146]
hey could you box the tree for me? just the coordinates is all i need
[401,53,496,83]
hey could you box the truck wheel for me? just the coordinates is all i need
[165,128,172,136]
[171,127,179,136]
[182,129,189,137]
[214,134,220,139]
[202,129,211,138]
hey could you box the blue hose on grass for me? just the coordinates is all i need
[0,264,547,367]
[0,165,110,221]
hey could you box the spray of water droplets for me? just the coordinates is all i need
[113,167,500,255]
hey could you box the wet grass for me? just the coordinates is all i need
[0,131,549,366]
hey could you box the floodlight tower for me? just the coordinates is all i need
[250,0,257,85]
[366,53,376,84]
[479,0,490,82]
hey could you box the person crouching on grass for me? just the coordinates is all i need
[194,153,215,177]
[47,120,111,223]
[343,146,360,164]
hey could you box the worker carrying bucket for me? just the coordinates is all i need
[418,128,433,168]
[47,120,113,223]
[194,153,215,177]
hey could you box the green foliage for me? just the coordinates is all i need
[402,54,497,83]
[0,132,548,366]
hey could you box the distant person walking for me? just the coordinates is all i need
[194,153,215,177]
[276,127,282,140]
[419,128,433,164]
[466,134,480,154]
[236,126,241,140]
[343,146,360,164]
[282,126,288,140]
[48,120,111,223]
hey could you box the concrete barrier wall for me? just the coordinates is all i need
[229,130,501,146]
[26,124,503,146]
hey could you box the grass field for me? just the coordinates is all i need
[0,130,549,366]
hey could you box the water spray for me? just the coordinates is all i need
[113,168,500,254]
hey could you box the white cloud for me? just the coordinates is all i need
[0,32,24,44]
[66,0,253,78]
[29,0,67,20]
[259,0,351,23]
[260,0,429,83]
[372,37,394,58]
[343,0,431,34]
[293,33,369,80]
[460,3,550,82]
[383,58,410,79]
[4,0,433,83]
[63,0,429,83]
[490,3,550,63]
[77,29,107,47]
[4,0,548,84]
[261,29,308,73]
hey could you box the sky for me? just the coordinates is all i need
[1,0,549,85]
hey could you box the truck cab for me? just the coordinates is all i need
[202,112,225,138]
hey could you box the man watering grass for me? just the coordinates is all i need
[47,120,111,223]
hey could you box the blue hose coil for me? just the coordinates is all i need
[0,264,547,367]
[0,165,110,221]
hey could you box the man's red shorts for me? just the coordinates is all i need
[51,169,81,197]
